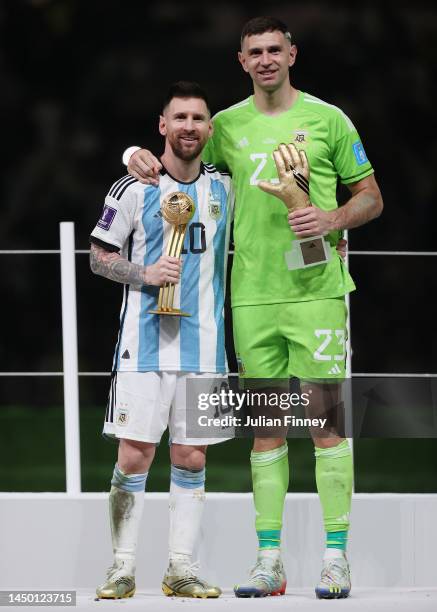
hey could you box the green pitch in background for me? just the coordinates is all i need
[2,402,437,493]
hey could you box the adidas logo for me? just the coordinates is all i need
[328,364,341,375]
[121,349,130,359]
[236,137,249,149]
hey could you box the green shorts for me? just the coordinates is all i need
[232,298,348,380]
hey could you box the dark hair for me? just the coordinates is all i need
[240,16,292,47]
[162,81,210,113]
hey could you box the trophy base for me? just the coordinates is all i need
[285,235,332,270]
[148,308,191,317]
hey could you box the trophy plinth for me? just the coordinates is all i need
[285,235,332,270]
[148,192,195,316]
[284,197,332,270]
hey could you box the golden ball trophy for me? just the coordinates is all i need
[149,191,195,316]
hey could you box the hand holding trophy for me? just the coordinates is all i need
[258,142,311,211]
[149,191,195,316]
[258,143,331,269]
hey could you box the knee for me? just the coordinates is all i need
[170,444,207,471]
[253,437,286,453]
[118,439,156,473]
[312,435,345,450]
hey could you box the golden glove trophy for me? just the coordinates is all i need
[258,143,331,269]
[149,191,195,316]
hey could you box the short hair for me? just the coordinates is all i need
[162,81,210,114]
[240,16,293,47]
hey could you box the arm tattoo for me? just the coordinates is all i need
[90,243,146,286]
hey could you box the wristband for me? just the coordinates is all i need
[122,146,141,167]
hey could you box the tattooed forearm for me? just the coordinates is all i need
[90,243,146,286]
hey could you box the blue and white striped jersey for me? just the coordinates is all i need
[90,163,233,374]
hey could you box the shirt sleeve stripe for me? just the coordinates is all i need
[341,167,374,184]
[108,174,130,197]
[89,235,121,252]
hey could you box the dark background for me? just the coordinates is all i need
[1,0,436,491]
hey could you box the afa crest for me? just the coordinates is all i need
[208,196,222,220]
[293,129,310,145]
[117,409,129,426]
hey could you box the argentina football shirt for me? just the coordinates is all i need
[90,163,233,374]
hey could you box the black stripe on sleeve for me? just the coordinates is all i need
[108,174,129,197]
[89,236,121,253]
[204,162,231,177]
[341,168,374,184]
[112,176,136,199]
[116,178,138,200]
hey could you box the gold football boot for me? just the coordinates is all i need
[96,562,136,599]
[162,562,221,598]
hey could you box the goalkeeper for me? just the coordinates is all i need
[125,15,383,600]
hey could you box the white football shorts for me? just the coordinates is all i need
[103,371,233,446]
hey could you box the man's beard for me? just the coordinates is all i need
[170,135,204,161]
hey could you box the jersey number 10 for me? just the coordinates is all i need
[181,222,206,254]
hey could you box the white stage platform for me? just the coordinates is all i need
[4,589,437,612]
[1,493,436,597]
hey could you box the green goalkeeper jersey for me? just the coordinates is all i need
[202,90,374,307]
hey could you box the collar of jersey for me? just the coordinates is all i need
[249,89,304,118]
[159,161,204,185]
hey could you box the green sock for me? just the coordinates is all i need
[315,440,353,548]
[326,530,348,551]
[251,443,289,550]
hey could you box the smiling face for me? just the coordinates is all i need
[159,97,212,162]
[238,29,297,93]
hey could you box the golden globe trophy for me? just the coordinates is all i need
[149,191,195,316]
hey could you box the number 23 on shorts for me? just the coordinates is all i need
[313,329,346,362]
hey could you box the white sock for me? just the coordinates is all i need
[324,547,346,561]
[258,548,281,561]
[168,466,205,573]
[109,464,147,574]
